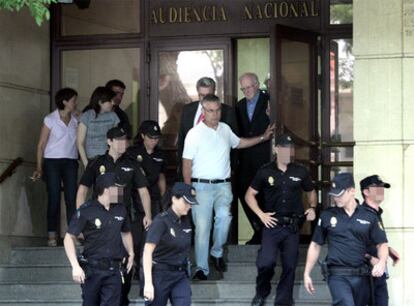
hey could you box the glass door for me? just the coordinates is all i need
[149,40,231,183]
[270,25,319,238]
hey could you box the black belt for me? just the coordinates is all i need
[152,262,186,272]
[191,178,231,184]
[328,266,371,276]
[86,258,122,271]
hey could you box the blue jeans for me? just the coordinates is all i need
[191,182,233,275]
[43,158,78,232]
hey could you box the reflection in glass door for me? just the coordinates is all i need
[157,50,224,148]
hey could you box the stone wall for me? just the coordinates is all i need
[354,0,414,304]
[0,8,50,261]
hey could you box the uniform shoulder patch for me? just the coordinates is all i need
[160,211,168,217]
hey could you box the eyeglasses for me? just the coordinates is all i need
[240,84,257,92]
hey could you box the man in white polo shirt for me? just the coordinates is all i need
[182,94,274,280]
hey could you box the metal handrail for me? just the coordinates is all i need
[0,157,24,184]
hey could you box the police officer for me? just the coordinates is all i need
[75,127,152,306]
[245,134,317,306]
[143,182,197,306]
[127,120,167,217]
[360,175,400,306]
[304,172,389,306]
[64,173,134,306]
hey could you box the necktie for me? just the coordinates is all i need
[196,113,205,124]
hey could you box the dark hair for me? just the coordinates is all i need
[55,88,78,110]
[161,188,184,211]
[196,77,216,92]
[95,185,106,197]
[86,86,116,117]
[201,94,221,105]
[106,79,126,89]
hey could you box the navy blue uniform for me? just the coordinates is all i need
[126,144,167,216]
[79,153,148,305]
[250,161,315,305]
[80,152,148,211]
[312,205,388,306]
[145,208,192,306]
[67,200,131,306]
[362,202,389,306]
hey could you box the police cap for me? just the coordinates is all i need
[171,182,198,205]
[360,175,390,190]
[329,172,355,197]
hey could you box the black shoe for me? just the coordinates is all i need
[192,270,208,281]
[251,295,265,306]
[210,255,227,272]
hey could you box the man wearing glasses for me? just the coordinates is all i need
[235,72,271,245]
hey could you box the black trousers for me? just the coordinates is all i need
[255,226,299,306]
[328,275,370,306]
[81,267,122,306]
[370,274,388,306]
[121,216,146,306]
[145,270,191,306]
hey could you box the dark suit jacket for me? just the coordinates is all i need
[176,101,238,175]
[235,91,271,187]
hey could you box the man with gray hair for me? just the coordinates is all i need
[177,77,237,179]
[236,72,271,245]
[182,94,274,280]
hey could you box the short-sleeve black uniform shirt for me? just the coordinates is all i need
[145,208,192,266]
[67,200,131,260]
[80,152,148,207]
[312,205,388,268]
[250,161,315,216]
[126,144,167,201]
[362,202,386,258]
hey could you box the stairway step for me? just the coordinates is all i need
[0,299,331,306]
[10,247,71,265]
[0,263,324,282]
[0,281,330,301]
[10,245,327,265]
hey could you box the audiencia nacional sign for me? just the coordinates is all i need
[150,0,319,25]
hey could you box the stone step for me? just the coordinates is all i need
[10,245,326,265]
[0,262,325,282]
[0,299,331,306]
[0,281,331,301]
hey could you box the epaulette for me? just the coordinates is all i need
[79,201,92,209]
[87,155,104,168]
[260,161,274,169]
[159,211,168,217]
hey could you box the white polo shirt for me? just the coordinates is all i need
[43,110,78,159]
[183,122,240,180]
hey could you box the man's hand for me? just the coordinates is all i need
[72,265,85,284]
[126,254,135,274]
[389,247,400,266]
[144,283,155,302]
[372,260,386,278]
[259,212,278,228]
[263,123,275,141]
[304,274,315,295]
[305,208,316,221]
[143,215,152,230]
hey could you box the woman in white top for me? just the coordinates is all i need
[32,88,79,247]
[77,86,119,167]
